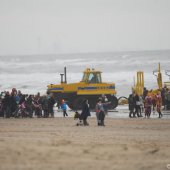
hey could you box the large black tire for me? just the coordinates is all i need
[107,95,118,109]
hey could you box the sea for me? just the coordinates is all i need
[0,50,170,98]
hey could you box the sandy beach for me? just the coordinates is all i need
[0,116,170,170]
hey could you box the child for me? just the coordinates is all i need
[74,111,83,126]
[61,99,68,117]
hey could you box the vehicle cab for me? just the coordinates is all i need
[81,68,102,84]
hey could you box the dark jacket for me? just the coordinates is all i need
[134,94,140,107]
[48,97,55,108]
[81,102,91,119]
[42,97,49,110]
[128,94,135,111]
[3,94,11,109]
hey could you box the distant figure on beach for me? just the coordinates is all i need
[61,99,68,117]
[48,93,56,118]
[152,94,157,114]
[143,87,148,100]
[156,92,163,118]
[25,95,34,118]
[165,88,170,110]
[128,94,135,118]
[96,98,110,126]
[33,93,42,118]
[0,94,3,117]
[144,92,152,118]
[134,93,140,117]
[139,95,144,116]
[10,88,18,117]
[42,95,49,118]
[101,94,109,115]
[81,99,91,126]
[3,91,11,118]
[161,85,166,110]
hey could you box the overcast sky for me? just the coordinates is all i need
[0,0,170,55]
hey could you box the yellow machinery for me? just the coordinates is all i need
[153,62,163,90]
[134,71,144,96]
[133,63,163,96]
[47,67,118,110]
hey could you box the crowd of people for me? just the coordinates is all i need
[0,88,107,125]
[0,88,57,118]
[1,86,170,126]
[128,85,170,118]
[0,88,108,126]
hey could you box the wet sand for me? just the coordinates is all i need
[0,117,170,170]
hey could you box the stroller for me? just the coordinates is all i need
[74,111,83,126]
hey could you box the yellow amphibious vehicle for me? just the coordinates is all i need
[47,67,118,110]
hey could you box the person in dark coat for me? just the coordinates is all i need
[48,94,55,118]
[10,91,18,117]
[81,99,91,126]
[161,86,166,109]
[0,92,6,117]
[128,94,135,118]
[3,92,11,118]
[41,95,49,118]
[143,87,148,100]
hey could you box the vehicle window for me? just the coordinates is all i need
[82,73,88,82]
[96,73,101,83]
[89,73,101,83]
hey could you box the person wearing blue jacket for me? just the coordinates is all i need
[61,99,68,117]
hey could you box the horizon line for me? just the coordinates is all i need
[0,49,170,57]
